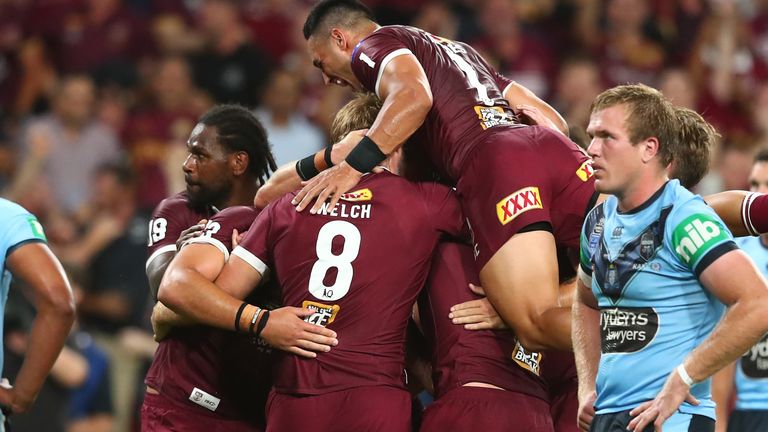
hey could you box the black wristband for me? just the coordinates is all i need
[255,310,270,338]
[296,155,320,181]
[345,136,386,173]
[234,302,248,332]
[324,145,334,168]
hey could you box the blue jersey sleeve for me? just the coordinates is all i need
[666,196,737,278]
[580,203,606,277]
[0,199,47,262]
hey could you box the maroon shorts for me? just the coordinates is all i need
[420,386,554,432]
[456,126,596,270]
[542,350,579,432]
[266,386,411,432]
[140,392,263,432]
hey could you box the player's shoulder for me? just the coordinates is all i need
[210,205,260,226]
[153,191,192,215]
[0,198,32,222]
[664,181,719,225]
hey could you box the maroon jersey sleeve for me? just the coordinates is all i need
[147,193,208,267]
[459,41,514,94]
[350,28,413,97]
[185,206,260,258]
[417,182,465,239]
[743,192,768,236]
[230,203,276,276]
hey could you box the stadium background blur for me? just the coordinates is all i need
[0,0,765,430]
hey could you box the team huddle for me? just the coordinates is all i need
[138,1,768,432]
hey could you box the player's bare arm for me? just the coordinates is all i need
[146,219,207,299]
[255,130,366,208]
[480,230,572,351]
[158,247,338,358]
[503,81,568,135]
[294,54,432,214]
[706,191,764,237]
[628,249,768,431]
[572,271,601,432]
[448,284,507,331]
[4,243,76,414]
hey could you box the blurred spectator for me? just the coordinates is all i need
[66,330,113,432]
[13,37,58,118]
[689,0,755,144]
[71,162,152,432]
[8,75,121,216]
[589,0,667,87]
[658,67,699,109]
[243,0,299,64]
[150,13,204,57]
[471,0,556,97]
[256,70,325,167]
[190,0,272,107]
[553,57,602,129]
[411,2,459,42]
[124,56,208,210]
[51,0,149,82]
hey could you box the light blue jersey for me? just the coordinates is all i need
[580,180,736,420]
[733,236,768,411]
[0,198,47,374]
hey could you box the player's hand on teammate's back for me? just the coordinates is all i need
[176,219,207,251]
[577,390,596,431]
[514,104,562,134]
[449,284,508,330]
[293,162,364,214]
[627,370,700,432]
[261,307,339,358]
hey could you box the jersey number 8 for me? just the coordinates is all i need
[308,221,361,301]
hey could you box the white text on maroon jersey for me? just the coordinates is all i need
[316,202,372,219]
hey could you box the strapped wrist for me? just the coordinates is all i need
[345,136,386,173]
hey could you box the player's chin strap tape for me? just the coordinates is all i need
[345,136,387,173]
[296,155,320,181]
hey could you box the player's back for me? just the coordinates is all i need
[243,171,464,395]
[418,241,548,401]
[351,25,523,180]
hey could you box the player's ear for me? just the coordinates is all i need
[330,28,346,49]
[230,151,249,176]
[642,137,660,164]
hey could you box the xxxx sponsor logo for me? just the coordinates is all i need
[496,186,543,225]
[339,188,373,202]
[302,300,340,327]
[576,160,594,182]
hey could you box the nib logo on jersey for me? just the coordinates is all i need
[302,300,340,327]
[741,334,768,378]
[496,187,543,225]
[600,307,658,353]
[672,214,729,265]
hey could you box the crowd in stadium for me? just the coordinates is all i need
[3,0,768,431]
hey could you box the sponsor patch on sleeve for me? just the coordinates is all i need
[302,301,340,327]
[671,213,730,268]
[27,216,46,241]
[511,341,542,376]
[576,160,594,181]
[496,186,543,225]
[474,106,516,130]
[339,188,373,202]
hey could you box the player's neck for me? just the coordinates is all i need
[225,180,260,208]
[616,175,668,213]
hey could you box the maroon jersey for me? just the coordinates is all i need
[145,206,271,426]
[418,242,548,401]
[146,192,215,268]
[350,25,522,181]
[742,192,768,236]
[235,171,464,395]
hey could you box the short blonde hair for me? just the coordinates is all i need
[670,106,718,188]
[330,92,382,143]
